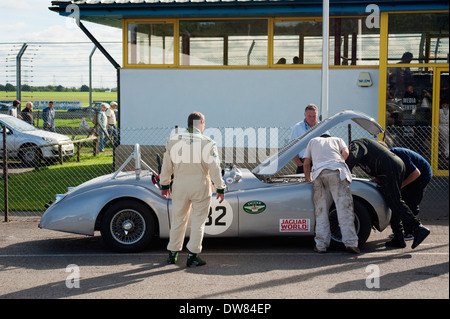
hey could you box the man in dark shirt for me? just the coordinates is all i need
[346,138,430,249]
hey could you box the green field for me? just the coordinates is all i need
[0,91,118,107]
[2,149,115,211]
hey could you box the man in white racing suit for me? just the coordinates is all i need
[160,112,226,267]
[303,134,359,254]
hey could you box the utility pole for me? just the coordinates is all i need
[321,0,329,120]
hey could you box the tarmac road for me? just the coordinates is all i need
[0,217,448,303]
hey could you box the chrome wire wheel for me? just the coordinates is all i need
[110,209,146,245]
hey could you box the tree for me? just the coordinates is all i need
[5,83,15,92]
[80,84,89,92]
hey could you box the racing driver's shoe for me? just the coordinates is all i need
[186,252,206,267]
[167,251,178,264]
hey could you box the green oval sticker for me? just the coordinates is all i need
[243,201,266,214]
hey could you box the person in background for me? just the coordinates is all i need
[42,101,56,132]
[21,102,34,125]
[97,103,109,153]
[106,101,119,148]
[9,100,23,119]
[289,104,320,174]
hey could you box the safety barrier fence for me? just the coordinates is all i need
[1,119,448,219]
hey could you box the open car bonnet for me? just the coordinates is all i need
[252,110,384,176]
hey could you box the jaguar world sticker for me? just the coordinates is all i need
[279,219,310,232]
[243,201,266,214]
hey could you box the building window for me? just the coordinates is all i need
[388,12,449,64]
[273,19,322,65]
[127,22,175,65]
[179,19,268,66]
[330,17,380,66]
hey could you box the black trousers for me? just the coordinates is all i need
[376,155,421,237]
[402,177,431,217]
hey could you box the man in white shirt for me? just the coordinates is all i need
[303,134,359,254]
[9,100,23,119]
[289,104,319,173]
[106,101,118,148]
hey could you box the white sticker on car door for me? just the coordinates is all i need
[204,197,233,235]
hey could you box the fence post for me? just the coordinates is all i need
[2,127,9,222]
[16,43,28,102]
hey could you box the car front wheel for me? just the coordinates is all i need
[19,144,41,167]
[100,200,156,253]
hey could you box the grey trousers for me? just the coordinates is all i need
[313,169,359,250]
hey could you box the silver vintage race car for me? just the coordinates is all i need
[39,110,391,252]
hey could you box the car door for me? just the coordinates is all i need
[238,183,316,237]
[167,192,240,238]
[0,123,17,157]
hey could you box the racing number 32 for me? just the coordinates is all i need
[204,199,233,235]
[206,206,226,226]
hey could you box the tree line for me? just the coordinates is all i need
[0,83,117,92]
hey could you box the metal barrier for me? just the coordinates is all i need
[1,122,449,220]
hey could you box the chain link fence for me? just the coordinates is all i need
[1,114,448,219]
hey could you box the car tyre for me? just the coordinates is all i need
[100,200,156,253]
[329,199,372,248]
[19,144,41,167]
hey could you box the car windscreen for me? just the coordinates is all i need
[0,116,40,132]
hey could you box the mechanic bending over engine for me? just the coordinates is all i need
[303,134,360,254]
[160,112,226,267]
[345,138,430,249]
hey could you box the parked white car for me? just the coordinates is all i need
[0,114,74,166]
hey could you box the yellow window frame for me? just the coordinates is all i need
[123,19,179,68]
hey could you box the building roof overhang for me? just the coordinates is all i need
[49,0,449,28]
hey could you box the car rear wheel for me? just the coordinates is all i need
[100,200,156,253]
[329,199,372,248]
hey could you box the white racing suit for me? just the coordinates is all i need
[159,129,226,254]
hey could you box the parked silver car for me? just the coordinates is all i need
[0,114,74,166]
[40,110,391,253]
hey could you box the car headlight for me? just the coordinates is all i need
[41,137,55,143]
